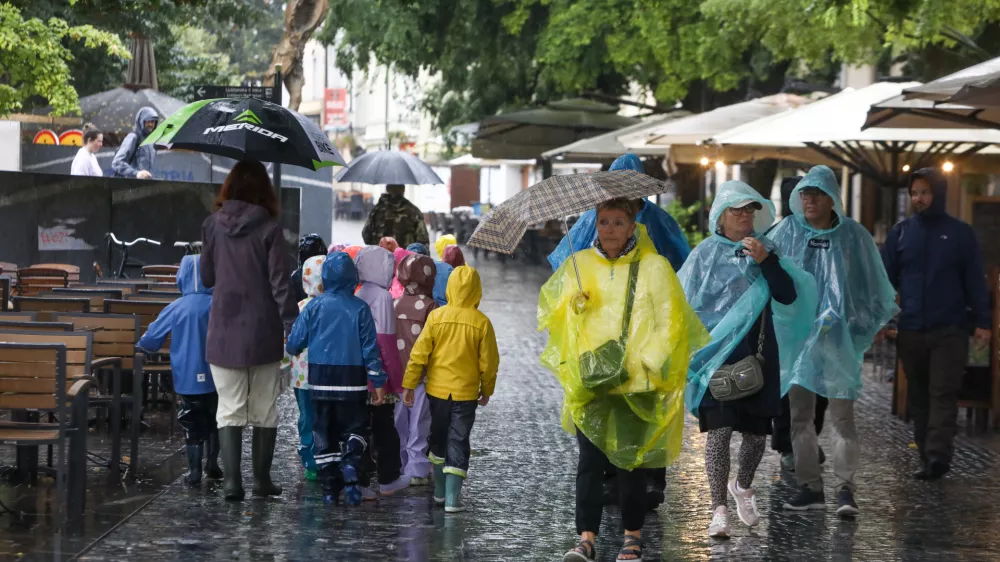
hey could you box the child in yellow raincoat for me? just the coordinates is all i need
[539,198,708,562]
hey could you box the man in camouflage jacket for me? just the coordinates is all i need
[362,185,430,248]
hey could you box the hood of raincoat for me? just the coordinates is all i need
[355,245,394,289]
[398,254,436,297]
[710,180,776,236]
[216,200,272,237]
[435,234,458,260]
[298,234,328,266]
[442,245,466,268]
[134,107,158,140]
[301,255,326,298]
[344,245,363,260]
[407,243,429,256]
[393,247,412,269]
[176,255,212,296]
[322,252,359,295]
[609,153,643,172]
[389,248,414,299]
[910,167,948,218]
[445,265,481,309]
[789,165,846,219]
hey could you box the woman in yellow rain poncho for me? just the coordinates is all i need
[539,198,708,562]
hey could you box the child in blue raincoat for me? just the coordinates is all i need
[285,252,387,506]
[769,165,897,517]
[138,255,220,485]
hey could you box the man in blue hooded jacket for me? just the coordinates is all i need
[138,255,220,485]
[112,107,159,179]
[882,167,991,480]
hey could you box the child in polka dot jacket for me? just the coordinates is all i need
[402,265,500,513]
[393,253,439,486]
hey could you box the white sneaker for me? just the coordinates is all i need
[727,477,761,527]
[708,506,730,538]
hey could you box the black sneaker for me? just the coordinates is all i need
[913,460,950,481]
[836,488,859,517]
[783,486,825,511]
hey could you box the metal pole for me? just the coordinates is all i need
[273,64,283,190]
[563,218,583,292]
[385,65,391,149]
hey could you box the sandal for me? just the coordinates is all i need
[563,539,595,562]
[617,535,642,561]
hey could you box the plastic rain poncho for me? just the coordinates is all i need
[679,180,819,415]
[538,237,709,470]
[769,166,898,399]
[547,154,690,272]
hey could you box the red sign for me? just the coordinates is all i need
[324,88,349,129]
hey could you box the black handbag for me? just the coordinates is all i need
[708,312,767,401]
[579,258,640,394]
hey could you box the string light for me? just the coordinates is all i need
[714,160,725,168]
[942,161,954,172]
[700,156,710,167]
[902,164,911,172]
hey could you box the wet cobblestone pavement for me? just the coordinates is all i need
[70,237,1000,561]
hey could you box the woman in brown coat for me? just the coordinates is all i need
[200,160,298,501]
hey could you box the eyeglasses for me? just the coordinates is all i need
[728,206,756,217]
[799,189,826,200]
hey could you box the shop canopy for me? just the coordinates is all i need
[540,111,689,162]
[712,82,1000,184]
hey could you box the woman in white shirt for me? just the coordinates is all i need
[70,128,104,176]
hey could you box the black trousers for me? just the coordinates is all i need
[771,394,828,454]
[897,327,969,466]
[428,395,478,475]
[177,392,218,445]
[576,429,645,534]
[368,403,402,485]
[312,397,370,495]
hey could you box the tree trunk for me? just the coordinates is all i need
[264,0,329,110]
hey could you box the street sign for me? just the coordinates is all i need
[194,85,276,101]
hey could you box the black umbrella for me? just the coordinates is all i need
[141,97,345,170]
[335,150,443,185]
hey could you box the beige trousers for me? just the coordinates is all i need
[210,362,282,428]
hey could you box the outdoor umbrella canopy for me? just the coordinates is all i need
[335,150,443,185]
[468,170,668,255]
[902,57,1000,105]
[141,97,345,171]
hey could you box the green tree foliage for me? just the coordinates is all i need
[0,2,129,116]
[9,0,282,105]
[325,0,1000,132]
[665,199,708,248]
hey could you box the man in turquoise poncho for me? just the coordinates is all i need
[769,166,897,519]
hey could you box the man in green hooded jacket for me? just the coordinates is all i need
[362,184,430,248]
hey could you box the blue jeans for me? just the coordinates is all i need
[294,388,316,470]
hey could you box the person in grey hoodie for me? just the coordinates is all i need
[112,107,158,179]
[200,160,299,501]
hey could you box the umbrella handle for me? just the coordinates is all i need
[563,218,583,292]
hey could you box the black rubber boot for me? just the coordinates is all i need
[184,443,203,485]
[251,427,282,496]
[205,431,223,480]
[219,426,244,501]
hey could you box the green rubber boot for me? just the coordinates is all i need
[444,473,465,513]
[433,464,446,504]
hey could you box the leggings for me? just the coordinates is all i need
[705,427,766,509]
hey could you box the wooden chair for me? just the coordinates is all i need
[0,312,37,322]
[12,297,90,322]
[136,290,181,299]
[0,329,129,476]
[1,277,8,312]
[103,300,173,420]
[0,321,73,333]
[56,313,144,467]
[94,280,152,295]
[145,283,180,293]
[45,289,123,310]
[29,264,80,284]
[15,268,70,297]
[0,342,90,526]
[142,265,178,285]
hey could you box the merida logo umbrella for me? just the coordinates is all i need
[141,97,346,170]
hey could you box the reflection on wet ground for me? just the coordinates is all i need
[10,228,1000,561]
